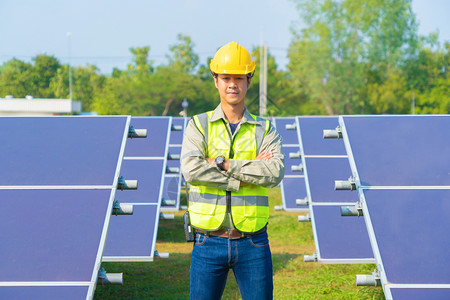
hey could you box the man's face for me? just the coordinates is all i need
[214,74,251,106]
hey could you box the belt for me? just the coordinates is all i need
[195,226,267,240]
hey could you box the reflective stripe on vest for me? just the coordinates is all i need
[189,111,270,233]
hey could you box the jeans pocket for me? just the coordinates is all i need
[195,233,208,246]
[249,232,269,248]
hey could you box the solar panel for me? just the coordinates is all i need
[0,117,127,186]
[0,116,130,300]
[311,206,373,261]
[161,117,187,211]
[338,115,450,299]
[115,160,165,204]
[298,117,346,155]
[0,287,89,299]
[103,205,159,260]
[103,117,171,262]
[304,157,356,203]
[341,115,450,187]
[280,177,308,210]
[297,116,374,264]
[273,117,299,145]
[273,117,308,211]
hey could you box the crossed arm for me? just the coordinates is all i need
[181,120,285,192]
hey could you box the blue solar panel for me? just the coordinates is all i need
[161,119,187,211]
[280,177,308,210]
[169,117,187,145]
[298,117,346,155]
[304,157,357,203]
[273,118,306,211]
[297,116,374,264]
[390,288,450,300]
[115,159,165,204]
[0,116,130,300]
[283,145,303,176]
[273,118,299,145]
[0,190,110,281]
[103,205,159,261]
[342,115,450,187]
[363,190,450,284]
[124,117,171,157]
[0,117,128,186]
[312,206,372,261]
[104,117,171,261]
[0,286,89,300]
[339,115,450,299]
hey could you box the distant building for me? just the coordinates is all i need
[0,96,82,115]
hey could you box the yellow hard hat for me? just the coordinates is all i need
[210,41,256,75]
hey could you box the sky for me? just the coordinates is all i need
[0,0,449,74]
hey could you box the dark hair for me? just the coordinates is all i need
[211,72,254,79]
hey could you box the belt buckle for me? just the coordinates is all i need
[228,229,244,240]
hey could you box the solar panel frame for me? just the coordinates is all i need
[102,204,160,262]
[296,116,374,264]
[102,116,171,262]
[339,115,450,299]
[273,117,309,212]
[0,115,131,300]
[161,117,187,211]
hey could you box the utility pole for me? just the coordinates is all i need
[259,43,267,116]
[67,32,73,100]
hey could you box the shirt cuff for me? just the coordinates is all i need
[227,159,243,175]
[226,175,240,192]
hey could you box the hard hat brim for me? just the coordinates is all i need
[209,62,256,75]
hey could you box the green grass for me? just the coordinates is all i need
[94,188,385,299]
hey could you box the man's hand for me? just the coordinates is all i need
[206,151,273,184]
[255,150,273,161]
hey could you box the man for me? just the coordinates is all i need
[181,41,285,300]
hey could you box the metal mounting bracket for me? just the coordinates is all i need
[128,125,147,138]
[304,253,318,262]
[161,198,176,206]
[171,124,183,131]
[291,163,304,172]
[160,213,175,220]
[117,176,138,190]
[112,200,133,215]
[298,213,311,222]
[335,176,356,190]
[289,151,301,159]
[167,153,181,160]
[356,269,381,286]
[166,167,180,173]
[154,250,170,259]
[285,123,297,130]
[340,202,363,216]
[296,197,309,206]
[323,126,343,139]
[97,268,123,285]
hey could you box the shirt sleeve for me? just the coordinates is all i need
[180,119,241,192]
[226,122,285,188]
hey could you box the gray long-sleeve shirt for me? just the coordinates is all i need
[181,105,285,192]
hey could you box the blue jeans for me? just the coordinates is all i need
[190,230,273,300]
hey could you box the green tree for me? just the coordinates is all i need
[246,46,296,116]
[0,59,34,97]
[50,64,105,111]
[288,0,420,114]
[168,34,199,73]
[30,54,61,98]
[129,46,154,75]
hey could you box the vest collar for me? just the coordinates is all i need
[209,104,260,125]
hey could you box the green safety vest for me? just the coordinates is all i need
[188,110,271,233]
